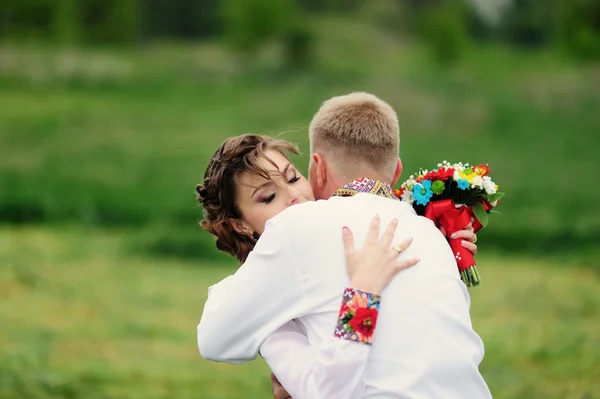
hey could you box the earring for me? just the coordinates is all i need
[245,232,257,243]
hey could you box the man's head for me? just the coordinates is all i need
[308,92,402,199]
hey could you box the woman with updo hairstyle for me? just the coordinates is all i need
[196,134,306,263]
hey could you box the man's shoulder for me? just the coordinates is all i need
[266,195,421,232]
[265,197,347,231]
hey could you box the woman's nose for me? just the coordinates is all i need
[287,186,301,205]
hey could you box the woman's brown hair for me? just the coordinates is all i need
[196,134,299,263]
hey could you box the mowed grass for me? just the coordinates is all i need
[0,226,598,399]
[1,16,600,255]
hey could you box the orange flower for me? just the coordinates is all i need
[393,188,404,199]
[474,164,491,176]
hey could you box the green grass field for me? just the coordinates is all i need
[1,17,599,257]
[0,226,598,399]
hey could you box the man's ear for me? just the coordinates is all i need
[228,218,251,235]
[312,152,327,192]
[391,157,403,186]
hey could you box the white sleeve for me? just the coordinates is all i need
[197,221,310,363]
[260,321,369,399]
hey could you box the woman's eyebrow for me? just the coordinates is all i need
[251,181,273,198]
[250,163,292,198]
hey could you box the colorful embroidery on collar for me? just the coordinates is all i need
[333,177,398,200]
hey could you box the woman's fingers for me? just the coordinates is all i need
[366,214,381,245]
[452,229,475,242]
[460,240,477,255]
[393,257,420,273]
[391,237,413,258]
[342,226,355,259]
[381,218,398,248]
[462,219,475,233]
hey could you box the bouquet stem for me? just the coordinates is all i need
[460,265,481,287]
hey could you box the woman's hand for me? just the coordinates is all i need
[440,218,478,256]
[343,215,420,295]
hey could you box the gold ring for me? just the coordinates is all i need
[473,234,477,243]
[392,245,403,254]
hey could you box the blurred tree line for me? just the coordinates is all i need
[1,0,599,64]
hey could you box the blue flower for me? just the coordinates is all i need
[457,178,470,190]
[412,180,433,206]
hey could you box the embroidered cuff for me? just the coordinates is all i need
[333,287,381,345]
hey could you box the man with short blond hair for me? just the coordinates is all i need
[308,92,402,199]
[198,93,491,399]
[309,92,399,172]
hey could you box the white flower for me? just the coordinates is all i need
[402,178,417,190]
[471,175,484,189]
[453,170,462,181]
[482,176,497,194]
[401,189,414,204]
[490,200,499,207]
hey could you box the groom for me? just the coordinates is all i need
[198,93,491,398]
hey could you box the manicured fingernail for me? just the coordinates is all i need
[461,240,468,246]
[392,219,398,224]
[451,233,457,239]
[342,226,349,234]
[416,258,421,263]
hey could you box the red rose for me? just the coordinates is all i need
[349,307,378,339]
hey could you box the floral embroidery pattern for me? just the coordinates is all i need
[334,287,381,345]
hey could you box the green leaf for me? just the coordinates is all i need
[472,202,489,228]
[487,192,505,202]
[489,210,502,214]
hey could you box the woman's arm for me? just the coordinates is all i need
[262,321,371,399]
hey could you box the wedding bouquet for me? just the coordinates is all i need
[393,161,504,287]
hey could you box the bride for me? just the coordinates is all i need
[196,133,477,398]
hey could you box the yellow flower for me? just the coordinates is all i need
[462,167,478,184]
[456,170,476,184]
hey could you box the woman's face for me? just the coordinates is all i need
[233,150,315,235]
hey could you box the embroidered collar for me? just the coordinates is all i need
[333,177,398,200]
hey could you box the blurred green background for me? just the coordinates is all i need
[1,0,599,398]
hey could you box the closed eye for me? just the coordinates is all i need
[261,193,276,204]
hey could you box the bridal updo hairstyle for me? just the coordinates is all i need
[196,134,299,263]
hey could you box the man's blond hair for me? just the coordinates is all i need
[309,92,399,179]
